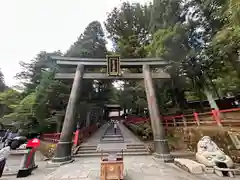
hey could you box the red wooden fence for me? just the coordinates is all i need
[123,108,240,128]
[41,108,240,144]
[41,124,97,145]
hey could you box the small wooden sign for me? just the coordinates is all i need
[107,55,121,76]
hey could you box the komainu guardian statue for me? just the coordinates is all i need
[196,136,234,168]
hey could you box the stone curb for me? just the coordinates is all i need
[47,159,74,168]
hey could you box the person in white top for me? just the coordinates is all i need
[114,122,117,135]
[0,146,10,160]
[0,146,11,173]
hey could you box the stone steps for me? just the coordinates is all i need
[104,134,122,136]
[101,126,124,143]
[104,135,122,138]
[101,136,123,139]
[78,148,148,154]
[75,145,195,158]
[104,132,122,136]
[127,144,145,148]
[74,123,150,157]
[105,129,121,133]
[74,151,151,157]
[101,138,124,141]
[104,132,122,135]
[101,140,124,144]
[77,146,97,151]
[75,143,150,157]
[105,131,121,133]
[103,134,122,136]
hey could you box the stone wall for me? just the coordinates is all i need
[125,121,240,162]
[166,127,240,163]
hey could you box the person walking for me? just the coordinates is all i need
[114,122,117,135]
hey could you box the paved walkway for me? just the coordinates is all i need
[81,122,143,146]
[2,161,56,180]
[81,123,109,146]
[4,123,238,180]
[6,156,235,180]
[118,122,142,144]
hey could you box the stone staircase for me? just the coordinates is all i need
[101,125,124,143]
[74,124,150,157]
[74,143,150,157]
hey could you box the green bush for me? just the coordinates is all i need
[37,141,57,158]
[127,122,153,141]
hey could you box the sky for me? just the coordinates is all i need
[0,0,150,87]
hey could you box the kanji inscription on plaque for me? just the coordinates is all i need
[107,55,121,76]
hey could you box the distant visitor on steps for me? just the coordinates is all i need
[114,122,118,135]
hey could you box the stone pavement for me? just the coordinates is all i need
[3,123,238,179]
[41,120,239,180]
[1,161,57,180]
[5,156,235,180]
[81,123,109,146]
[118,122,142,144]
[81,122,143,146]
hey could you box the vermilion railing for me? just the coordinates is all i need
[42,108,240,143]
[123,107,240,128]
[41,133,62,143]
[41,124,98,145]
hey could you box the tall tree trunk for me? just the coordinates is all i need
[206,73,221,99]
[203,86,219,110]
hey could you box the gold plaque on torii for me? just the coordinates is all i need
[107,55,121,76]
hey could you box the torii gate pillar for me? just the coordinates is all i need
[143,64,174,162]
[52,64,84,163]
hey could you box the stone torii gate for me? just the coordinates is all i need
[43,55,174,163]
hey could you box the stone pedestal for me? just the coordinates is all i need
[174,158,205,174]
[153,138,173,162]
